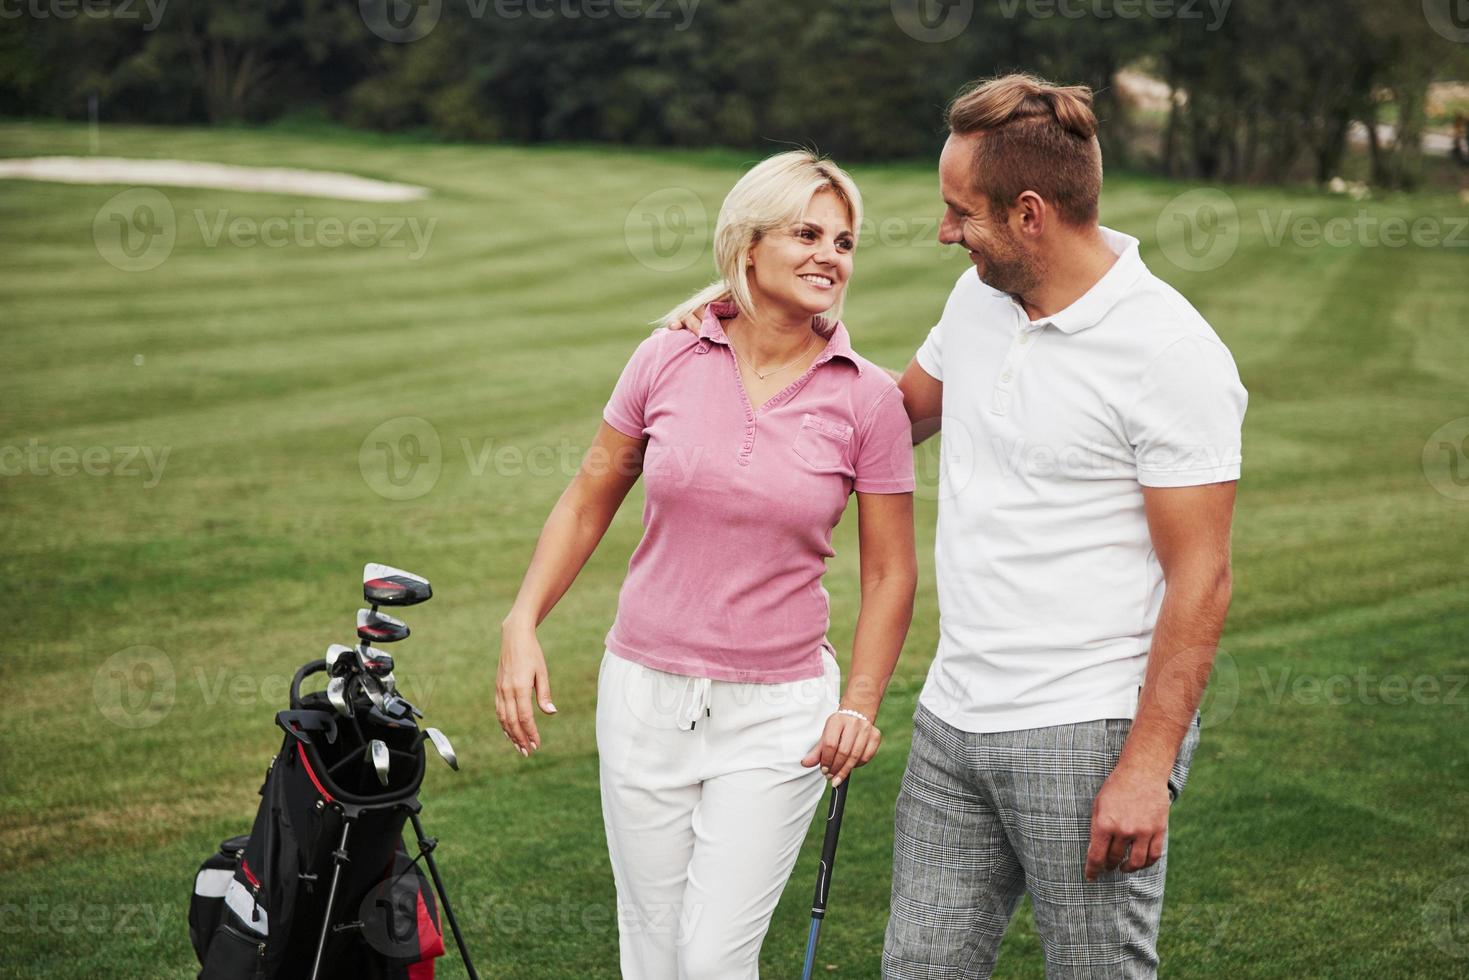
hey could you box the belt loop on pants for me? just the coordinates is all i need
[677,675,713,731]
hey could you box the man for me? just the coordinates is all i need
[882,74,1245,978]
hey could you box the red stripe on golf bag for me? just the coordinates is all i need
[416,888,446,961]
[297,743,335,803]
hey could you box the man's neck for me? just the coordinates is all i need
[1018,225,1119,321]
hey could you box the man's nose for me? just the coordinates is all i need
[938,213,961,245]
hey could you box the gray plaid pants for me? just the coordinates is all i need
[882,702,1200,979]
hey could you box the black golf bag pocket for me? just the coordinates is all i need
[190,835,250,966]
[200,916,267,978]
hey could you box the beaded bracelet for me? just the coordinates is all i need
[836,707,872,725]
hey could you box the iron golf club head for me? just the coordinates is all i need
[326,676,351,717]
[369,739,390,786]
[380,670,398,694]
[426,727,459,771]
[357,608,409,644]
[360,671,388,711]
[325,644,357,677]
[363,563,432,607]
[357,644,394,679]
[382,692,422,721]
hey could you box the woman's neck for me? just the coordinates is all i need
[725,304,820,369]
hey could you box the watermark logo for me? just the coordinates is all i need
[93,646,175,729]
[624,187,708,273]
[360,0,442,42]
[1424,0,1469,43]
[93,188,176,272]
[1424,876,1469,957]
[360,416,444,501]
[1156,188,1239,272]
[892,0,973,42]
[1423,417,1469,502]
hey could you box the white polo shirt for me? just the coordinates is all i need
[916,227,1247,733]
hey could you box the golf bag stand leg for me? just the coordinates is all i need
[310,814,354,980]
[410,811,481,980]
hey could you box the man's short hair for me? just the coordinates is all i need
[946,73,1102,227]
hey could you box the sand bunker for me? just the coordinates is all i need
[0,156,428,202]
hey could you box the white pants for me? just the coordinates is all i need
[596,647,840,979]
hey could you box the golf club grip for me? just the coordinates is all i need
[290,658,327,709]
[809,777,849,917]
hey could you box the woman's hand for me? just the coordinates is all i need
[801,709,882,788]
[496,619,557,756]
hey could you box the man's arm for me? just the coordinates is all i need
[894,359,942,445]
[1084,480,1236,881]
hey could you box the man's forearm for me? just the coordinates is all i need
[1116,566,1232,779]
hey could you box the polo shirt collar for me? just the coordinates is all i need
[702,302,863,375]
[1034,226,1145,335]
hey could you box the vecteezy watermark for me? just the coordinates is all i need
[0,439,170,488]
[1155,188,1241,272]
[359,416,706,500]
[1424,876,1469,958]
[93,188,176,272]
[194,665,438,712]
[1256,667,1468,708]
[193,209,436,258]
[1156,188,1469,273]
[1423,418,1469,502]
[993,0,1230,29]
[1423,0,1469,44]
[0,899,172,942]
[92,189,437,271]
[624,187,709,273]
[0,0,168,30]
[93,646,176,729]
[359,417,444,501]
[892,0,1228,43]
[360,0,699,43]
[891,0,974,42]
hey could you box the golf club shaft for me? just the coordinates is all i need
[411,812,480,980]
[800,777,850,980]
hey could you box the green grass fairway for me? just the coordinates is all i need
[2,121,1467,978]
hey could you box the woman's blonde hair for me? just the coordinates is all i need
[659,150,863,328]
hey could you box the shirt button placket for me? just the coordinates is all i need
[738,411,755,465]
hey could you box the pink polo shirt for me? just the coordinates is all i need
[602,304,915,683]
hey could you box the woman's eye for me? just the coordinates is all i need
[798,229,817,240]
[837,238,854,251]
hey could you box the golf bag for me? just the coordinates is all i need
[189,691,443,977]
[188,563,478,980]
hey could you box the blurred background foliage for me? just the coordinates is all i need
[3,0,1469,188]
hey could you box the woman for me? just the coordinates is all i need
[496,150,916,978]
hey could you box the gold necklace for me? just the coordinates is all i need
[728,328,819,380]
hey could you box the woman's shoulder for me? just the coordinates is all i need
[623,323,704,366]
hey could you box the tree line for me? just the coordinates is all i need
[2,0,1464,188]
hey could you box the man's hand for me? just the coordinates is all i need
[1084,763,1172,880]
[667,308,704,333]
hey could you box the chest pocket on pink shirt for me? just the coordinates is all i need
[792,413,854,471]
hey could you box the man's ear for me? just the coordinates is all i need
[1014,190,1047,238]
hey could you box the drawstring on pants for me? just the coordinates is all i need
[676,675,712,731]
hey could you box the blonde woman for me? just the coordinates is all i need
[496,151,916,978]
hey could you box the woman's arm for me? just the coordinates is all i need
[497,421,646,756]
[802,490,917,785]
